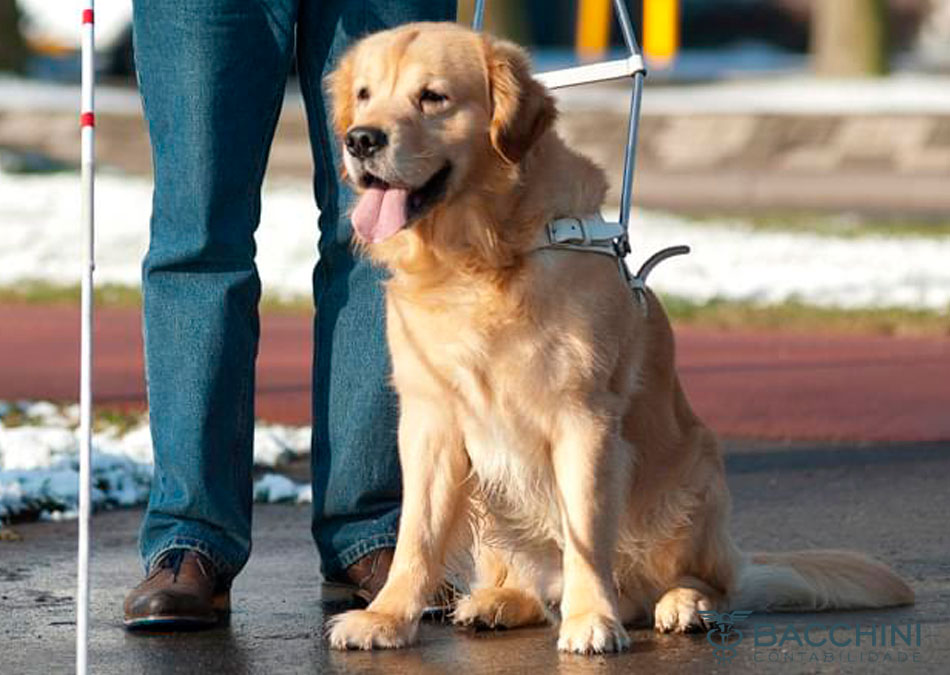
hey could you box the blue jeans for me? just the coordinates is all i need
[133,0,456,582]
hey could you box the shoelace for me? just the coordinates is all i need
[153,549,186,582]
[151,549,210,583]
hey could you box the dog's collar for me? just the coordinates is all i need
[532,213,690,314]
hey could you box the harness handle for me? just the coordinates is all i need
[621,244,691,316]
[635,245,691,283]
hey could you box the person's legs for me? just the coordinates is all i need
[134,0,297,580]
[296,0,456,580]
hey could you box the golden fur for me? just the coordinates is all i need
[326,23,913,654]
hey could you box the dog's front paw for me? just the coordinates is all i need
[654,587,713,634]
[557,612,631,654]
[453,588,548,629]
[327,609,417,650]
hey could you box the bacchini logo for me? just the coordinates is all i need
[699,610,754,664]
[697,610,927,666]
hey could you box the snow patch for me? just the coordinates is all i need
[253,473,310,504]
[1,165,949,310]
[0,401,311,522]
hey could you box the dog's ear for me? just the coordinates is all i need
[326,49,356,139]
[485,38,557,165]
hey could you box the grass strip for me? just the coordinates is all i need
[2,282,947,337]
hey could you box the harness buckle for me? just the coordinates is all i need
[613,235,631,258]
[548,217,587,246]
[578,217,592,245]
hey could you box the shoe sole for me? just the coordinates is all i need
[124,608,230,632]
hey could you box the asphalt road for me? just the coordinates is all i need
[3,440,948,674]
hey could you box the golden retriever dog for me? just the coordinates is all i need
[325,22,914,654]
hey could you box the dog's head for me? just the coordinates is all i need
[327,22,556,245]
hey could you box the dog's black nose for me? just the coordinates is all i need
[345,126,388,159]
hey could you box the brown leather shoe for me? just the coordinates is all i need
[123,549,230,630]
[331,547,459,619]
[338,547,394,606]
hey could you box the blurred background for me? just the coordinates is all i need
[1,0,949,432]
[3,0,949,325]
[6,1,950,78]
[1,0,948,537]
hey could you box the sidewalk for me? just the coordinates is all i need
[3,440,948,673]
[2,303,948,442]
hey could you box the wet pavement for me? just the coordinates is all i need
[3,440,949,674]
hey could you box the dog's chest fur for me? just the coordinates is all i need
[426,312,570,547]
[389,276,608,549]
[459,385,564,547]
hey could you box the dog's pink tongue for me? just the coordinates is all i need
[351,187,409,243]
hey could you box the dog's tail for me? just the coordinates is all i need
[731,550,914,612]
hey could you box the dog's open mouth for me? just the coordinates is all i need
[351,163,451,243]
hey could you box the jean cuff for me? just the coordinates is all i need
[321,532,398,581]
[144,535,246,584]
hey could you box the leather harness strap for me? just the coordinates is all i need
[532,213,690,315]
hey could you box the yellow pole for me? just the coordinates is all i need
[644,0,679,69]
[576,0,611,62]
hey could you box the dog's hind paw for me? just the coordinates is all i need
[654,587,713,634]
[557,612,631,654]
[327,609,417,650]
[453,588,548,629]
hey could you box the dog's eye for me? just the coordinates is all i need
[419,88,448,107]
[357,87,370,101]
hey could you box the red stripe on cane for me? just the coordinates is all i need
[80,112,95,128]
[82,9,94,24]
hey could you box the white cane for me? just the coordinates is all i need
[77,2,95,674]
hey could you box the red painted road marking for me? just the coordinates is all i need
[1,304,948,442]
